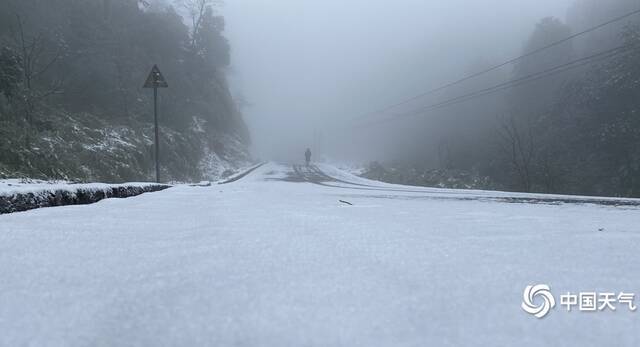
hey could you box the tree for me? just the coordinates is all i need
[567,0,640,54]
[510,17,574,120]
[0,46,22,99]
[178,0,222,51]
[0,0,249,181]
[541,26,640,197]
[10,14,65,123]
[496,115,537,192]
[194,7,230,68]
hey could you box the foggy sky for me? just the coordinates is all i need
[222,0,574,158]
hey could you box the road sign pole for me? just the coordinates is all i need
[143,65,168,184]
[154,86,160,183]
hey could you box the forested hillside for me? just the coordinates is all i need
[370,0,640,198]
[0,0,250,182]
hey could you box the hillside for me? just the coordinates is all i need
[0,0,251,182]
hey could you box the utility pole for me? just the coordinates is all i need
[143,65,168,183]
[153,87,159,183]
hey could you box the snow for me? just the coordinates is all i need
[197,134,253,180]
[0,179,160,197]
[0,163,639,346]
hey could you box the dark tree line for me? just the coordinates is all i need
[0,0,249,181]
[373,0,640,197]
[491,0,640,197]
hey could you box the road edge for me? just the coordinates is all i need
[218,162,267,184]
[0,184,171,215]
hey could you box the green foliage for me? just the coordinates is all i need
[0,46,22,98]
[541,26,640,197]
[509,17,574,119]
[194,8,230,69]
[496,13,640,197]
[390,0,640,198]
[363,161,497,191]
[0,0,249,182]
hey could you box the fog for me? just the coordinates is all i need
[223,0,574,159]
[1,0,637,195]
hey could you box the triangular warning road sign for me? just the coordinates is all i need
[143,65,169,88]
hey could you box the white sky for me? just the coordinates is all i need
[222,0,574,156]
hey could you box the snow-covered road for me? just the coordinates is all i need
[1,163,639,346]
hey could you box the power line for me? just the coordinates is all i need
[354,43,639,128]
[357,44,636,128]
[396,45,634,116]
[353,8,640,122]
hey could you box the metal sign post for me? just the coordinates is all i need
[143,65,168,183]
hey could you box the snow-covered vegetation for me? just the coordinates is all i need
[0,0,250,182]
[367,0,640,197]
[0,178,169,214]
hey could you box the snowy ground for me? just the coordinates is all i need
[0,163,639,346]
[0,179,169,215]
[0,179,160,197]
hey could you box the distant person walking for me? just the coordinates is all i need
[305,148,312,166]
